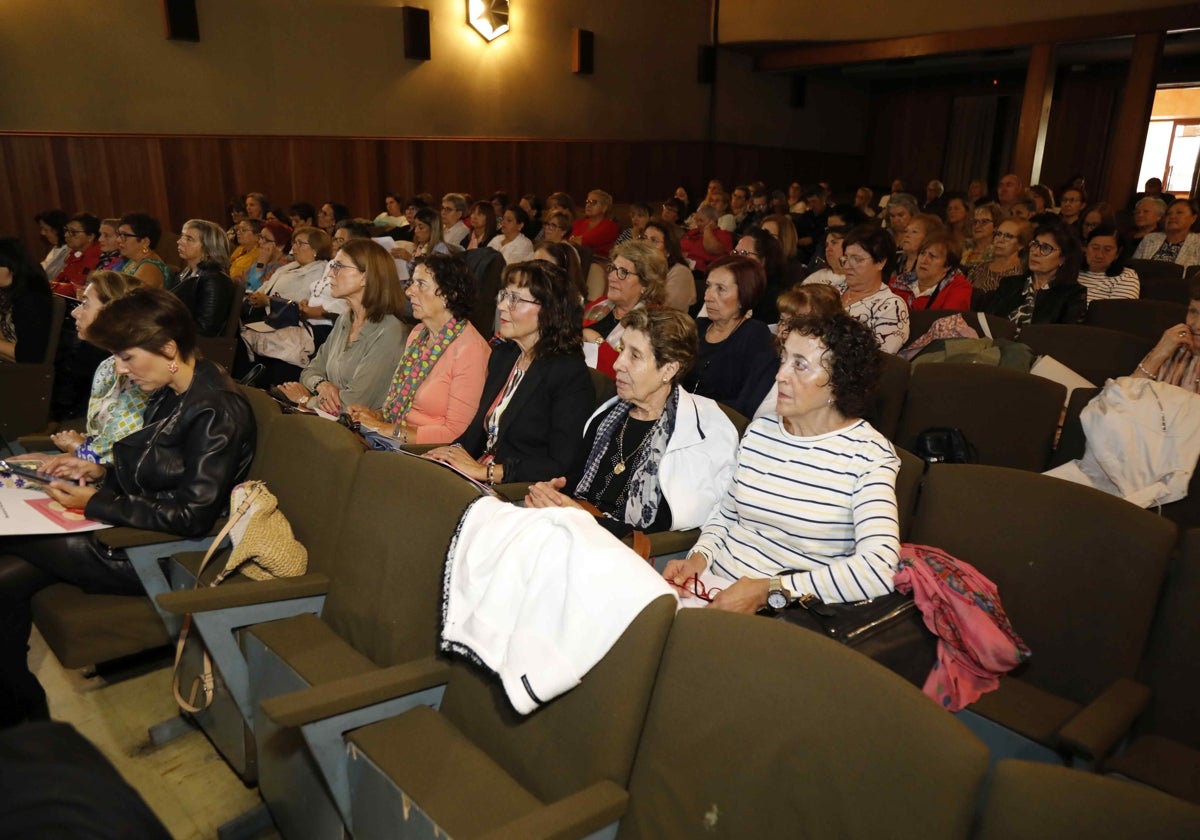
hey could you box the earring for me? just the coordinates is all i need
[167,360,179,374]
[826,397,833,406]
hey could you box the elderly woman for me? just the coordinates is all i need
[244,193,270,221]
[34,210,70,281]
[243,221,291,292]
[891,214,944,288]
[838,225,909,354]
[426,260,592,485]
[664,313,901,613]
[1081,202,1117,240]
[1132,277,1200,393]
[1134,199,1200,265]
[884,194,919,243]
[463,201,497,251]
[0,238,53,364]
[682,206,734,274]
[983,220,1086,327]
[50,213,103,298]
[967,217,1028,295]
[684,255,774,403]
[642,220,695,312]
[440,193,469,246]
[583,240,668,376]
[47,271,148,463]
[346,253,489,445]
[526,308,739,536]
[1077,225,1140,303]
[488,207,535,264]
[238,226,336,384]
[539,210,574,246]
[962,202,1005,267]
[117,212,170,289]
[277,239,408,414]
[0,288,254,725]
[96,219,127,273]
[736,282,844,421]
[228,219,262,281]
[1058,187,1086,230]
[890,230,972,311]
[172,219,236,336]
[570,190,620,259]
[1127,196,1166,261]
[802,226,850,293]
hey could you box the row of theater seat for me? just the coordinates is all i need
[24,385,1200,836]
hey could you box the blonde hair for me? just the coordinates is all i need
[86,270,141,306]
[610,239,667,305]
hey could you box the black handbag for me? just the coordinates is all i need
[772,591,938,687]
[264,298,303,329]
[912,426,977,464]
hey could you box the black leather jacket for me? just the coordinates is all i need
[85,359,255,537]
[172,262,236,337]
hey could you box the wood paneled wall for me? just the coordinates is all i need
[0,133,864,258]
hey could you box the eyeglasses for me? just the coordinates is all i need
[731,248,758,257]
[328,260,358,274]
[496,290,540,307]
[64,228,87,236]
[293,240,311,249]
[838,254,870,267]
[675,575,724,603]
[258,235,276,244]
[972,218,993,226]
[993,230,1017,241]
[606,263,637,281]
[585,199,601,206]
[1028,240,1060,256]
[116,231,138,239]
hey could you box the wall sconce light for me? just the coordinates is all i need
[468,0,509,42]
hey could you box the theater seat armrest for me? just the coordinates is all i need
[156,573,331,614]
[647,528,700,557]
[495,482,531,502]
[1058,678,1151,762]
[15,434,55,452]
[400,443,438,455]
[97,520,224,549]
[263,657,452,728]
[477,781,628,840]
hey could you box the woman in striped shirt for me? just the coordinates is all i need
[663,313,901,612]
[1076,225,1140,304]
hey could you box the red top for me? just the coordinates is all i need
[571,218,619,259]
[51,242,102,297]
[890,271,973,311]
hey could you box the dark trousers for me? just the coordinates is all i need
[0,535,141,728]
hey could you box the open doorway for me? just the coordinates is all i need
[1138,86,1200,196]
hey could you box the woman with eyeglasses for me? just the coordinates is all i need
[583,240,668,377]
[236,226,336,385]
[890,231,972,312]
[426,260,592,485]
[117,212,170,289]
[242,221,292,293]
[961,203,1004,268]
[539,210,574,246]
[835,225,910,354]
[525,308,738,537]
[731,227,787,323]
[802,226,850,293]
[570,190,620,260]
[641,220,695,312]
[346,253,489,445]
[50,213,103,298]
[683,255,775,404]
[967,217,1028,295]
[982,220,1086,328]
[1133,198,1200,265]
[228,219,262,281]
[172,219,236,337]
[663,313,901,614]
[277,239,408,413]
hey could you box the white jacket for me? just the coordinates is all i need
[1045,377,1200,508]
[441,497,675,714]
[1133,232,1200,266]
[585,389,739,530]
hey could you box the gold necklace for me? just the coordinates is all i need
[613,416,651,475]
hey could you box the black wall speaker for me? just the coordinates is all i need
[790,76,807,109]
[573,29,594,74]
[403,6,432,61]
[697,46,716,84]
[162,0,200,42]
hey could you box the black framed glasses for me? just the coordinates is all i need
[606,263,637,281]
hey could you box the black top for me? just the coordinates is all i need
[4,288,53,363]
[684,317,776,406]
[86,358,255,537]
[171,264,236,337]
[455,341,594,483]
[981,273,1087,327]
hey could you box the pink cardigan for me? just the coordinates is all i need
[402,322,491,444]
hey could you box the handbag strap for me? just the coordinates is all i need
[170,481,264,714]
[976,311,993,339]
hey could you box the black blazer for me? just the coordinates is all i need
[172,263,236,337]
[86,359,255,537]
[982,273,1087,326]
[455,341,593,483]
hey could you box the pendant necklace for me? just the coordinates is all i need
[613,416,651,475]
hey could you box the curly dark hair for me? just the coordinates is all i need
[782,313,881,419]
[412,251,475,320]
[503,259,583,359]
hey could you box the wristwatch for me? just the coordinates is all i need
[766,577,792,610]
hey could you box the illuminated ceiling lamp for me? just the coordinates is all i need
[468,0,509,42]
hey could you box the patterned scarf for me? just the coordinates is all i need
[1009,276,1037,329]
[0,290,14,343]
[576,386,679,529]
[382,318,466,422]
